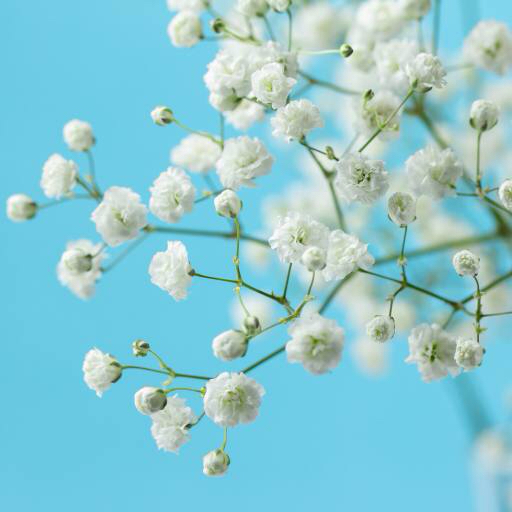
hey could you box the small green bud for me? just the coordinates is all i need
[339,43,353,58]
[210,18,225,33]
[132,339,150,357]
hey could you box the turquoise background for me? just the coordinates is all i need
[2,1,512,511]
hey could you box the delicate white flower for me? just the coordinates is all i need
[366,315,395,342]
[151,106,173,126]
[301,246,327,271]
[214,189,242,218]
[355,0,404,41]
[216,136,273,189]
[148,241,192,301]
[167,10,202,48]
[82,348,122,397]
[134,387,167,415]
[267,0,290,12]
[203,449,230,477]
[406,145,463,199]
[63,119,94,152]
[40,154,78,199]
[57,240,105,299]
[455,338,484,371]
[91,186,148,247]
[452,249,480,276]
[250,63,296,109]
[406,323,460,382]
[373,39,419,93]
[286,312,344,375]
[171,134,221,173]
[212,330,247,361]
[203,372,265,427]
[149,167,195,223]
[269,211,330,263]
[6,194,36,222]
[353,90,402,139]
[464,20,512,75]
[167,0,205,12]
[398,0,431,20]
[204,49,252,99]
[150,395,196,453]
[499,179,512,211]
[334,153,389,205]
[271,99,323,142]
[470,99,500,132]
[242,315,261,336]
[224,99,265,130]
[237,0,268,17]
[406,52,446,92]
[322,229,375,281]
[387,192,416,226]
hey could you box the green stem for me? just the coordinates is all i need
[286,8,292,51]
[165,387,203,394]
[473,275,483,343]
[475,130,483,192]
[171,117,222,146]
[122,365,170,376]
[282,263,293,299]
[221,427,228,451]
[191,271,239,284]
[101,231,151,273]
[298,70,360,96]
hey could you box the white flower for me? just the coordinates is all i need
[406,145,463,199]
[464,20,512,74]
[334,153,389,205]
[204,49,252,99]
[271,99,323,142]
[286,312,344,375]
[82,348,122,397]
[387,192,416,226]
[406,52,446,92]
[148,241,192,301]
[91,186,148,247]
[406,323,460,382]
[499,179,512,211]
[366,315,395,342]
[167,11,202,48]
[267,0,290,12]
[355,0,404,41]
[6,194,36,222]
[269,211,330,263]
[470,99,500,132]
[250,63,296,109]
[40,154,78,199]
[171,134,221,173]
[203,372,265,427]
[216,136,273,189]
[149,167,195,223]
[398,0,431,20]
[150,395,196,453]
[57,239,105,299]
[455,339,484,371]
[301,246,327,271]
[237,0,268,17]
[373,39,419,93]
[151,106,173,126]
[353,90,402,139]
[212,330,247,361]
[452,249,480,276]
[203,449,230,477]
[167,0,205,12]
[134,387,167,415]
[214,189,242,218]
[63,119,94,151]
[322,229,375,281]
[224,99,265,130]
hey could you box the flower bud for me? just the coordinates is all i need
[363,89,375,102]
[366,315,395,343]
[470,99,499,132]
[452,250,480,276]
[134,386,167,415]
[214,189,242,218]
[498,179,512,211]
[210,18,225,33]
[301,246,327,271]
[6,194,37,222]
[132,339,150,357]
[325,146,336,160]
[243,315,261,336]
[339,43,353,58]
[203,449,230,476]
[212,330,247,361]
[151,106,174,126]
[455,338,484,371]
[61,248,93,274]
[387,192,416,226]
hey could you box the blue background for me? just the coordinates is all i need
[2,1,512,511]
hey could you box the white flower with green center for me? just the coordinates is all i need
[203,372,265,427]
[405,52,447,92]
[82,348,122,397]
[250,62,296,110]
[366,315,395,342]
[286,312,345,375]
[387,192,416,226]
